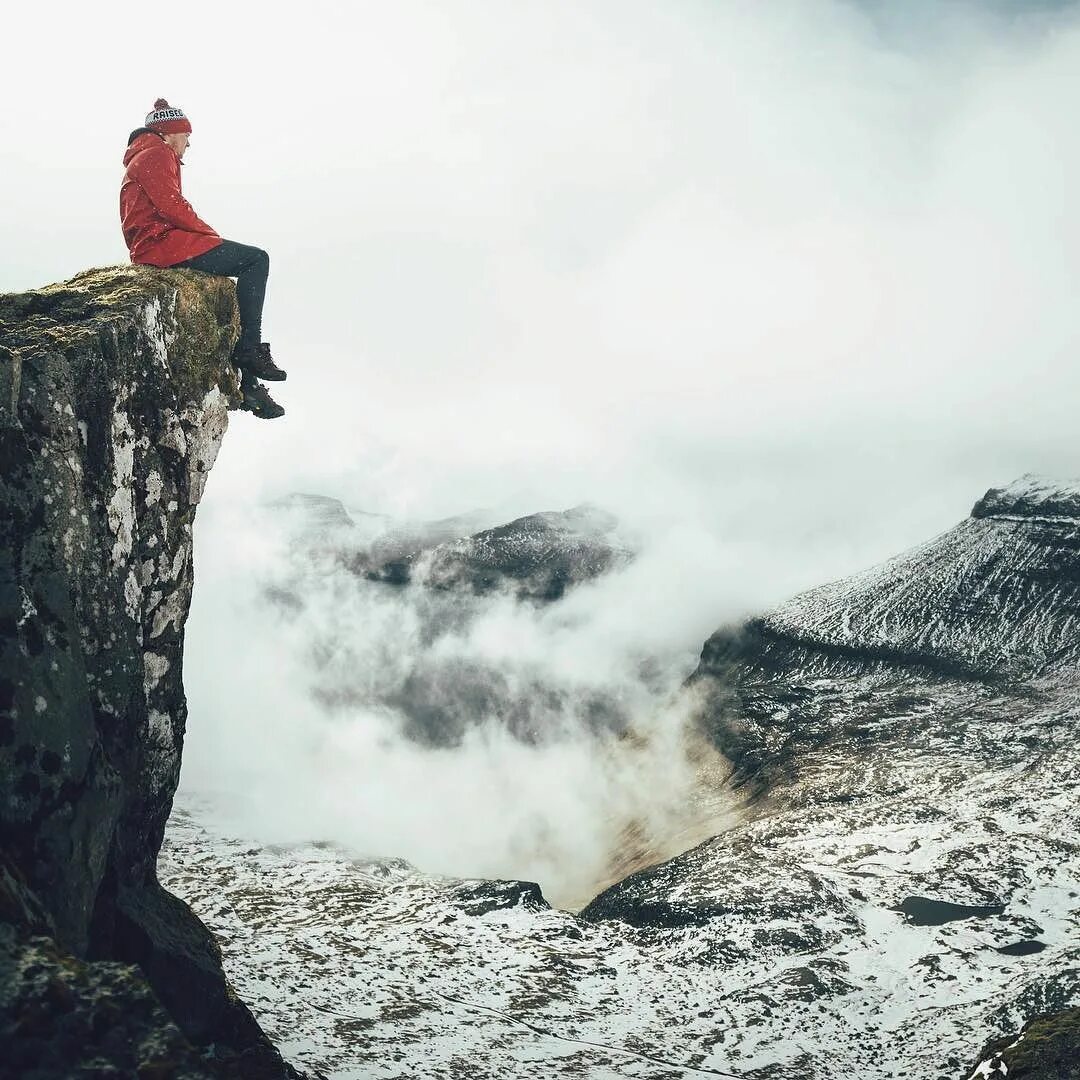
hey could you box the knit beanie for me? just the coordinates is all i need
[145,98,192,135]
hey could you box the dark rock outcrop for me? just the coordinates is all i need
[966,1007,1080,1079]
[0,854,224,1080]
[971,474,1080,522]
[0,267,297,1077]
[362,503,633,601]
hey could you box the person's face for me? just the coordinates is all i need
[163,131,191,159]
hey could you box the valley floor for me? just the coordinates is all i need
[160,671,1079,1080]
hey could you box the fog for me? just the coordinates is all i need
[4,1,1080,902]
[180,498,734,907]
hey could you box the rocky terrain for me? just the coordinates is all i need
[158,476,1079,1078]
[0,267,297,1078]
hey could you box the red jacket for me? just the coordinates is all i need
[120,133,222,267]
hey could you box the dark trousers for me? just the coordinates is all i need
[174,240,269,349]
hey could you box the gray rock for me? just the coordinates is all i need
[0,267,298,1077]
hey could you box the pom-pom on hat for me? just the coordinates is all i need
[145,98,192,135]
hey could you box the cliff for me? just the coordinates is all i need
[0,267,297,1077]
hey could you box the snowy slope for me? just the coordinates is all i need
[160,476,1080,1079]
[742,472,1080,681]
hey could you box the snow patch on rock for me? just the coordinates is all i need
[143,652,170,698]
[142,297,169,368]
[106,404,136,568]
[185,387,229,506]
[145,470,164,508]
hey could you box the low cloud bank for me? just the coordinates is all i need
[180,498,736,906]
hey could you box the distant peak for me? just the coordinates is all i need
[971,474,1080,520]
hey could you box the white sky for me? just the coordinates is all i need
[5,0,1080,891]
[4,1,1078,553]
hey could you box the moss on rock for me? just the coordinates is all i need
[0,264,241,402]
[969,1007,1080,1079]
[1000,1008,1080,1078]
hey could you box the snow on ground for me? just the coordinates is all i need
[161,486,1080,1078]
[160,666,1080,1079]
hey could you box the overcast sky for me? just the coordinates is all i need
[5,1,1080,889]
[4,1,1078,555]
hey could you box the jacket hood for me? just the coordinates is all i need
[123,131,168,167]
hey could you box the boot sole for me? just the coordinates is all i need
[238,397,285,420]
[242,404,285,419]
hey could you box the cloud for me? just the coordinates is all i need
[6,0,1080,899]
[180,498,728,908]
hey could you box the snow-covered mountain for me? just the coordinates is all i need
[278,495,635,601]
[718,472,1080,683]
[407,503,633,602]
[161,475,1080,1079]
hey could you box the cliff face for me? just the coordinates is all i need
[0,268,296,1077]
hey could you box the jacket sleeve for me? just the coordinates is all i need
[129,147,220,236]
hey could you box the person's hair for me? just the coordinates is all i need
[127,126,166,146]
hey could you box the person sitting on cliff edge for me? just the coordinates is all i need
[120,98,286,420]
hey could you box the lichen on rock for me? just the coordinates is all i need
[0,266,298,1077]
[966,1007,1080,1079]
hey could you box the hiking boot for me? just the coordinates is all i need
[239,377,285,420]
[233,341,287,382]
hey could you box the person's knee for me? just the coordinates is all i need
[233,244,269,275]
